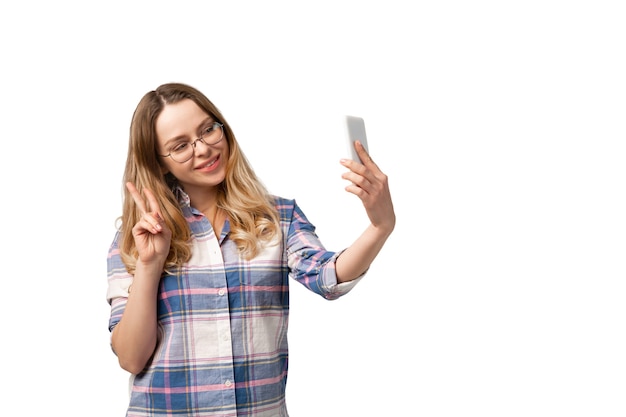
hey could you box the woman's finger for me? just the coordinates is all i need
[354,140,376,166]
[126,182,148,214]
[143,187,162,219]
[134,213,163,235]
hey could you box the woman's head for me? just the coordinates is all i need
[119,83,280,272]
[127,83,242,191]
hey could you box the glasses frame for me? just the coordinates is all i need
[159,122,224,163]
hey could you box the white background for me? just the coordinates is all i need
[1,1,625,416]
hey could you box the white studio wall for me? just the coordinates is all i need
[1,1,624,416]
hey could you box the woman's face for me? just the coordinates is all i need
[155,98,229,197]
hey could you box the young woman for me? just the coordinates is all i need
[106,82,395,416]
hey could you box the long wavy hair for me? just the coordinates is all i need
[118,83,280,274]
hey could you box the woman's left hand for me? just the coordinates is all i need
[341,140,396,235]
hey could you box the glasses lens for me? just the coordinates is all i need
[203,123,223,144]
[171,144,193,163]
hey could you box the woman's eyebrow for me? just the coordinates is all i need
[163,117,214,147]
[197,117,214,131]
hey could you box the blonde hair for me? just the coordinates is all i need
[118,83,280,274]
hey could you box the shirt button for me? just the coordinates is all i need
[218,289,225,296]
[224,380,232,387]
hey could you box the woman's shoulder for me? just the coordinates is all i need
[270,195,299,219]
[271,195,297,214]
[270,195,314,227]
[270,195,295,207]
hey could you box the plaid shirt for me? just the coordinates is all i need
[107,190,362,416]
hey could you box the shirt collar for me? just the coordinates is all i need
[173,184,192,208]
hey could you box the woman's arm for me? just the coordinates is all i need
[111,262,162,374]
[111,183,172,374]
[335,141,396,282]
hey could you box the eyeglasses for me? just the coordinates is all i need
[160,122,224,163]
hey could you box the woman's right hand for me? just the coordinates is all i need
[126,182,172,266]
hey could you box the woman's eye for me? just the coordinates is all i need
[172,143,189,153]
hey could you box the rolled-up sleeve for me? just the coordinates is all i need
[284,200,365,300]
[106,231,132,333]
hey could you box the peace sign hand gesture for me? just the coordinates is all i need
[126,182,172,267]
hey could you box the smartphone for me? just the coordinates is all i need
[345,115,369,163]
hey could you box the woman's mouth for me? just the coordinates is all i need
[196,155,220,171]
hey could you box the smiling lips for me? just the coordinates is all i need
[195,154,220,171]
